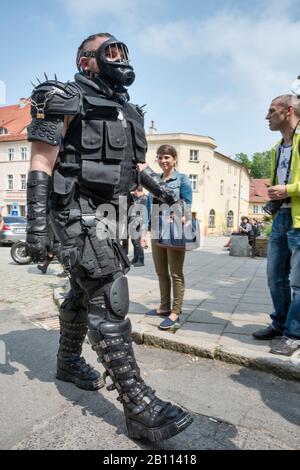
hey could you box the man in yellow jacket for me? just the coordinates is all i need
[253,95,300,355]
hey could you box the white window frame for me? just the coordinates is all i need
[189,149,199,162]
[21,174,27,191]
[21,147,28,161]
[253,205,259,214]
[227,210,234,227]
[209,209,215,228]
[8,174,13,190]
[189,174,198,192]
[8,148,15,161]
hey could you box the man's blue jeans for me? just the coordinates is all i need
[267,208,300,339]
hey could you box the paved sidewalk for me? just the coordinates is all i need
[54,237,300,381]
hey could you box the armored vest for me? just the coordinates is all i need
[52,76,147,205]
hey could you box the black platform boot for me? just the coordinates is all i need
[89,319,193,442]
[56,308,104,391]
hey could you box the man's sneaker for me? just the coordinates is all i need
[270,336,300,356]
[252,325,282,340]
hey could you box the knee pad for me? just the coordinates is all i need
[109,274,129,319]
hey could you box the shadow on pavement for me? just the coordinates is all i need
[230,368,300,430]
[0,325,240,449]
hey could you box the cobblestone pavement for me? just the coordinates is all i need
[122,237,300,380]
[0,247,64,321]
[0,243,300,450]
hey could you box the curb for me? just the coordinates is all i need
[53,285,300,382]
[131,329,300,382]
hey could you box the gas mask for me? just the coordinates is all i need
[80,36,135,88]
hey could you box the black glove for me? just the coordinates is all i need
[26,171,51,262]
[139,166,178,205]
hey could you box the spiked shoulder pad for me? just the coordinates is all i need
[30,79,81,119]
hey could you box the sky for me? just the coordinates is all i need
[1,0,300,157]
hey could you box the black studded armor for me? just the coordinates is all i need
[26,71,192,442]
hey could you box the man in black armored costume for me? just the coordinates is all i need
[26,33,193,442]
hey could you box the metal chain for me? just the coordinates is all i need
[30,87,61,119]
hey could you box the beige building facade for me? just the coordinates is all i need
[0,101,250,235]
[0,137,31,217]
[146,132,250,236]
[0,100,31,217]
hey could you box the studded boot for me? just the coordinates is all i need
[88,318,193,442]
[56,307,104,391]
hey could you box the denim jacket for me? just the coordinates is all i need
[144,170,193,232]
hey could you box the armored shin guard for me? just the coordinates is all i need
[57,308,104,391]
[88,319,193,442]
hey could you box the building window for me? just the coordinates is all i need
[228,165,232,174]
[21,174,27,190]
[209,209,215,228]
[21,147,28,160]
[6,205,12,214]
[0,127,8,135]
[233,183,237,197]
[227,210,234,227]
[189,174,198,192]
[8,174,13,190]
[234,167,237,176]
[8,148,15,161]
[20,205,26,217]
[189,149,199,161]
[220,179,224,195]
[253,205,259,214]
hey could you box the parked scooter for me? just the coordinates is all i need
[10,235,66,277]
[10,240,33,265]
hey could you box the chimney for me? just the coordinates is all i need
[148,120,157,134]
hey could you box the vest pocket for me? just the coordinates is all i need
[52,171,77,208]
[81,119,103,160]
[104,120,127,161]
[81,160,120,194]
[131,122,147,162]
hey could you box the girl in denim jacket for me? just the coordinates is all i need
[142,144,192,329]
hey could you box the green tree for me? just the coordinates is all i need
[251,151,272,178]
[234,152,251,170]
[234,151,272,178]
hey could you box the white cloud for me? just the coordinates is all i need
[138,4,300,106]
[61,0,151,27]
[63,0,137,14]
[185,94,238,114]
